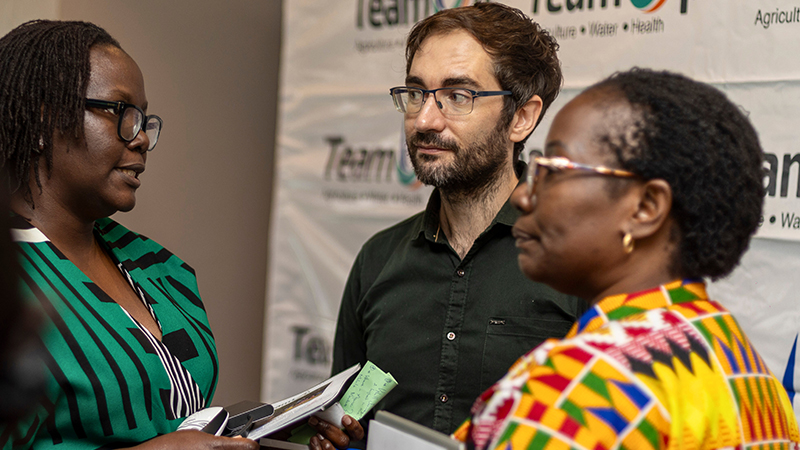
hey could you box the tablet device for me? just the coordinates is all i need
[367,410,465,450]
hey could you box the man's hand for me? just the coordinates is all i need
[308,415,364,450]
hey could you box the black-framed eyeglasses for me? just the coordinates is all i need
[389,86,512,116]
[84,99,162,151]
[526,152,636,196]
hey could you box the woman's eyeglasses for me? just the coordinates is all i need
[526,153,636,196]
[85,98,162,151]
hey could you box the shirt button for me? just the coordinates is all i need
[447,331,456,341]
[439,394,448,403]
[456,269,465,277]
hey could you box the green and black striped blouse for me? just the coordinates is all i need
[2,217,218,449]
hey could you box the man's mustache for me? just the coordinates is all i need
[408,132,459,152]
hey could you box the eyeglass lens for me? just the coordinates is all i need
[398,88,474,115]
[120,107,142,141]
[120,106,161,150]
[526,158,549,196]
[144,118,161,150]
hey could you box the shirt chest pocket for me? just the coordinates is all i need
[480,316,574,391]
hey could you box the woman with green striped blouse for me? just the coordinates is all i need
[0,20,257,450]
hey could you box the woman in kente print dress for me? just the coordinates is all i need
[454,68,800,450]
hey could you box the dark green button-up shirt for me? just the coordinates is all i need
[332,171,588,436]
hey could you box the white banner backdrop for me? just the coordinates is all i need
[264,0,800,422]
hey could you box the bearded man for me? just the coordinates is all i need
[325,2,588,444]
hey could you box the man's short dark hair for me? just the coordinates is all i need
[592,68,764,281]
[0,20,120,204]
[405,3,562,162]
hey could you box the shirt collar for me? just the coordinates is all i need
[568,279,708,336]
[416,160,528,242]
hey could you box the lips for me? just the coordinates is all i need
[512,226,539,246]
[118,168,138,178]
[416,146,449,155]
[408,132,459,153]
[116,164,145,187]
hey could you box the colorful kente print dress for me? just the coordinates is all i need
[453,280,800,449]
[1,217,218,449]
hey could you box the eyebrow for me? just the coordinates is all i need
[404,75,482,90]
[104,89,132,102]
[441,76,481,89]
[405,75,424,86]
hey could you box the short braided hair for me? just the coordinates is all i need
[0,20,120,204]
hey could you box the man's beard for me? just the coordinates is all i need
[407,119,510,199]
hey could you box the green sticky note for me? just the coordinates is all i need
[339,361,398,421]
[286,424,317,444]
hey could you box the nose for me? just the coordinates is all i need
[510,183,535,213]
[127,128,150,154]
[413,92,446,134]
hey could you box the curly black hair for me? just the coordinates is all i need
[590,68,764,281]
[405,2,562,163]
[0,20,120,204]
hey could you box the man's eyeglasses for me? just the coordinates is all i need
[85,99,163,151]
[526,153,636,196]
[389,86,512,116]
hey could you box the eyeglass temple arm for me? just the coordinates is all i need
[85,98,125,114]
[475,90,513,97]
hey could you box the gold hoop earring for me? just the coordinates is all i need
[622,232,634,254]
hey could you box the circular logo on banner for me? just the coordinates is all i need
[630,0,667,13]
[433,0,477,13]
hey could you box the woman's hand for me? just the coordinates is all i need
[131,429,260,450]
[308,415,365,450]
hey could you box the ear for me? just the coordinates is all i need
[627,179,673,240]
[509,95,543,143]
